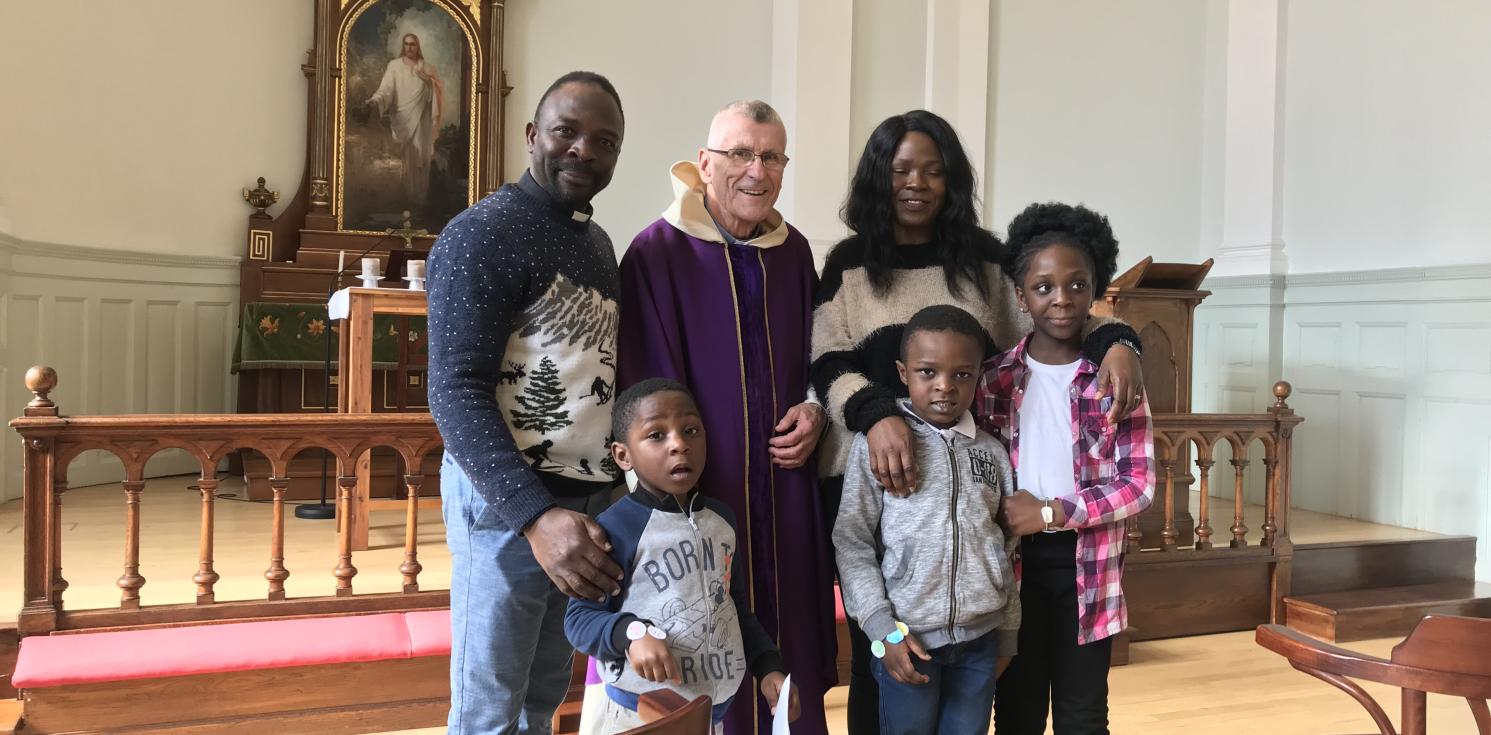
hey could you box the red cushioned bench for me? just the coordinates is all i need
[12,610,453,735]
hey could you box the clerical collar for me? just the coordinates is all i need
[517,169,593,223]
[703,198,762,244]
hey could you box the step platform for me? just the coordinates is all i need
[1284,579,1491,642]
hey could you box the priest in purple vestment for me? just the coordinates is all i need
[617,100,836,735]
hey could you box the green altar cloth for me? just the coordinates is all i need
[231,302,428,373]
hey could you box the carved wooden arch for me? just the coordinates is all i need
[282,437,363,470]
[345,437,445,470]
[208,439,304,480]
[55,441,208,484]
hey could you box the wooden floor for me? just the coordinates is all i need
[0,476,1471,734]
[0,631,1478,735]
[375,630,1478,735]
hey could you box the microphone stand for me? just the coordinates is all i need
[296,234,399,520]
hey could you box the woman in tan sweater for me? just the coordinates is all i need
[810,109,1146,735]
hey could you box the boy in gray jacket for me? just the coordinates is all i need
[833,305,1019,735]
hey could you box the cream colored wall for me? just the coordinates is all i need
[0,1,310,258]
[849,0,928,178]
[1281,0,1491,273]
[986,0,1210,271]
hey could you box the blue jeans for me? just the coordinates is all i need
[444,453,611,734]
[870,630,1001,735]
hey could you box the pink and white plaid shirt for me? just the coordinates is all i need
[975,334,1155,644]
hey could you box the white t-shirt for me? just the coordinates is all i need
[1017,356,1081,501]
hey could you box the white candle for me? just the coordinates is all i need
[407,260,425,279]
[337,250,345,275]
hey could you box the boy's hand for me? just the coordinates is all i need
[996,655,1013,679]
[882,633,931,685]
[760,671,801,722]
[627,635,679,683]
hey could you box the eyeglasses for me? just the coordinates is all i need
[705,147,790,171]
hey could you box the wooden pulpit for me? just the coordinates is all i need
[1091,257,1213,546]
[331,287,439,551]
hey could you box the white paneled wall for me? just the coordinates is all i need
[1195,266,1491,581]
[0,233,240,500]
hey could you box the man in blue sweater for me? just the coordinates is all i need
[428,71,628,735]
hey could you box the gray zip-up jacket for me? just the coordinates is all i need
[833,399,1020,654]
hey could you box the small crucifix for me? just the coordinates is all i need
[386,210,428,248]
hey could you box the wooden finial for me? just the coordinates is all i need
[25,366,58,416]
[1272,380,1292,409]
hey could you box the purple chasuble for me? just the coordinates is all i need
[619,218,836,735]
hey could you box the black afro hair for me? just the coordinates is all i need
[1002,202,1119,294]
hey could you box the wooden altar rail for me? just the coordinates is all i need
[10,366,445,637]
[1135,381,1304,622]
[1140,381,1302,552]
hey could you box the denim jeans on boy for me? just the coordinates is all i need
[444,452,610,735]
[870,629,1001,735]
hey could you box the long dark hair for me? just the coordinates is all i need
[841,110,995,301]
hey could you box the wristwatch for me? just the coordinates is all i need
[1041,500,1057,532]
[626,620,668,641]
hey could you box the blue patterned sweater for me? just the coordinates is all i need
[427,171,622,531]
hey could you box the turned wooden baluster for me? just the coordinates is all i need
[334,472,359,596]
[51,479,69,606]
[265,475,290,600]
[1125,515,1143,553]
[1230,456,1250,547]
[401,474,424,593]
[118,478,146,608]
[193,476,221,603]
[1260,453,1279,547]
[1194,453,1215,550]
[1160,457,1179,550]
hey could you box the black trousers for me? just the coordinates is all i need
[994,531,1113,735]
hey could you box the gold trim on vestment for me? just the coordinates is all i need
[720,244,755,612]
[756,248,783,648]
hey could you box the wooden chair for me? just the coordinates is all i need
[1256,615,1491,734]
[619,690,712,735]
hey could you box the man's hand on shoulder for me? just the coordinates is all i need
[524,507,623,602]
[768,402,826,469]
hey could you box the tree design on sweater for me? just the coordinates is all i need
[510,356,572,432]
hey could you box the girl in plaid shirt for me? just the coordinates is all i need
[976,203,1155,735]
